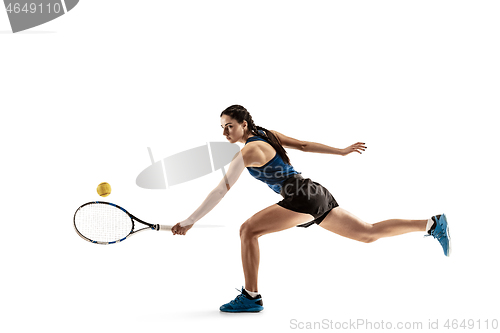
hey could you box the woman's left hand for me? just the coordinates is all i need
[171,221,194,235]
[342,142,367,156]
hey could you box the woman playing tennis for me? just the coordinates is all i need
[171,105,451,313]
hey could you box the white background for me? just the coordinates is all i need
[1,1,499,332]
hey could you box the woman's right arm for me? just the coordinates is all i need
[172,149,248,234]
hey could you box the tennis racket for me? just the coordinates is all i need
[73,201,173,245]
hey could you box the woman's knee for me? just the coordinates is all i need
[358,225,378,243]
[322,208,377,243]
[240,219,260,240]
[360,234,377,243]
[351,223,379,244]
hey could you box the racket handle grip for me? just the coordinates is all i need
[157,224,172,231]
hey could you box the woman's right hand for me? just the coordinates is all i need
[171,221,194,236]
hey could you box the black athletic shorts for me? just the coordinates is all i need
[277,174,339,228]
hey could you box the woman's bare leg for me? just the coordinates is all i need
[239,204,313,292]
[319,207,427,243]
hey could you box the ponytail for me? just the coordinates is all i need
[220,105,291,165]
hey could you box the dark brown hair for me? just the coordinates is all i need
[220,105,291,165]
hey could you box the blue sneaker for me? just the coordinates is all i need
[220,288,264,313]
[426,214,451,256]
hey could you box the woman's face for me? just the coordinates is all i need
[220,115,249,144]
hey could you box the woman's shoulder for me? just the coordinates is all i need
[241,139,274,167]
[241,141,263,158]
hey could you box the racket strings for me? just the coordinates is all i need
[74,203,133,243]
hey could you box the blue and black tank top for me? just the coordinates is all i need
[245,131,301,194]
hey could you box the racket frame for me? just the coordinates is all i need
[73,201,171,245]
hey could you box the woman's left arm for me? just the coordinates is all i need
[272,130,366,156]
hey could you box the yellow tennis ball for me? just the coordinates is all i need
[97,182,111,197]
